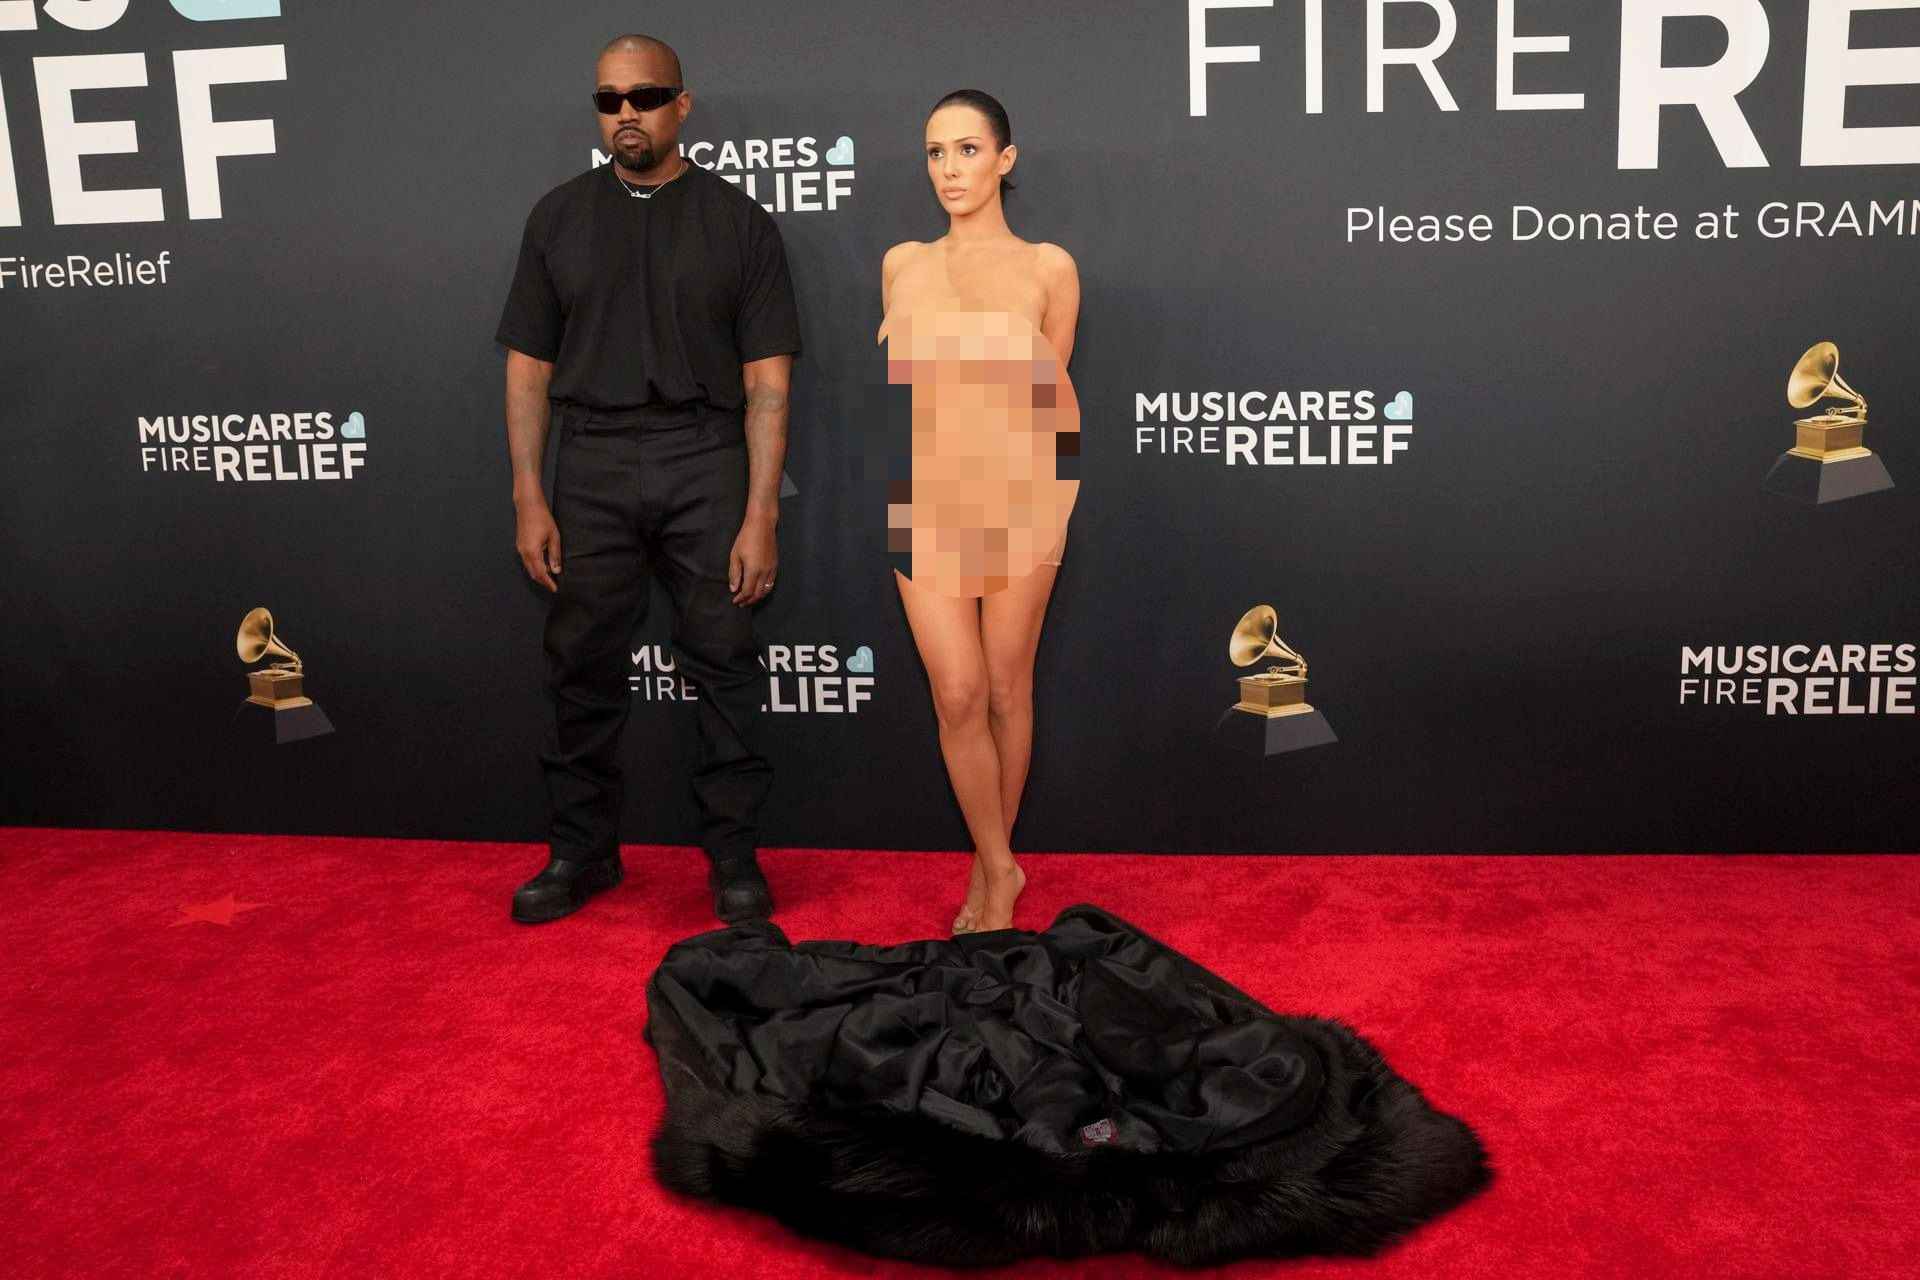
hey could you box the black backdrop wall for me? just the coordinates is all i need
[3,1,1916,853]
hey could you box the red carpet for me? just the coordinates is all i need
[2,830,1915,1279]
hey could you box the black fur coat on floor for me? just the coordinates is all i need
[646,904,1490,1268]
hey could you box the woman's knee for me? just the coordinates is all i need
[930,673,989,727]
[985,666,1033,719]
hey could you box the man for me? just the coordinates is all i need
[495,34,797,924]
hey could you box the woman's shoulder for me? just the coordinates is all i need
[883,240,934,273]
[1031,240,1078,281]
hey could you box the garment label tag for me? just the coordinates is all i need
[1079,1118,1115,1147]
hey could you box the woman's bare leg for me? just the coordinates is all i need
[950,565,1058,930]
[954,565,1056,929]
[895,572,1020,931]
[982,563,1057,835]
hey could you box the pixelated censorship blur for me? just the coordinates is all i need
[879,301,1080,598]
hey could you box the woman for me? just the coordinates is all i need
[878,90,1082,934]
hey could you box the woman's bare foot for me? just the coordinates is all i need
[972,862,1026,933]
[951,854,989,934]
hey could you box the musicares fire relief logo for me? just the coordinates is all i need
[1,2,292,288]
[1134,388,1414,467]
[1186,0,1920,173]
[632,641,876,714]
[592,134,856,213]
[1679,644,1918,716]
[138,408,370,482]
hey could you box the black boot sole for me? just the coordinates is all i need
[714,889,775,924]
[510,861,623,924]
[710,861,774,923]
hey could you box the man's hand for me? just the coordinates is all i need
[516,499,563,592]
[729,512,778,606]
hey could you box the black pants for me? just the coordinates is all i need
[542,402,769,866]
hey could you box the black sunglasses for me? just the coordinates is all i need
[592,86,683,114]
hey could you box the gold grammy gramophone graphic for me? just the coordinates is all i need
[1211,605,1337,756]
[1762,342,1894,504]
[234,607,334,742]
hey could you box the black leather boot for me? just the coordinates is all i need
[511,854,624,924]
[709,856,774,923]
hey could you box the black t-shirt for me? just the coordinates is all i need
[495,161,801,411]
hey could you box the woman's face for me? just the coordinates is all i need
[925,105,1014,216]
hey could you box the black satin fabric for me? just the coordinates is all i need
[646,905,1324,1157]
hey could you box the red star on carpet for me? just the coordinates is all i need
[170,894,266,927]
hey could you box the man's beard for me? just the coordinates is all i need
[612,134,659,173]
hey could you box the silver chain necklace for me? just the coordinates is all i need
[613,157,688,200]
